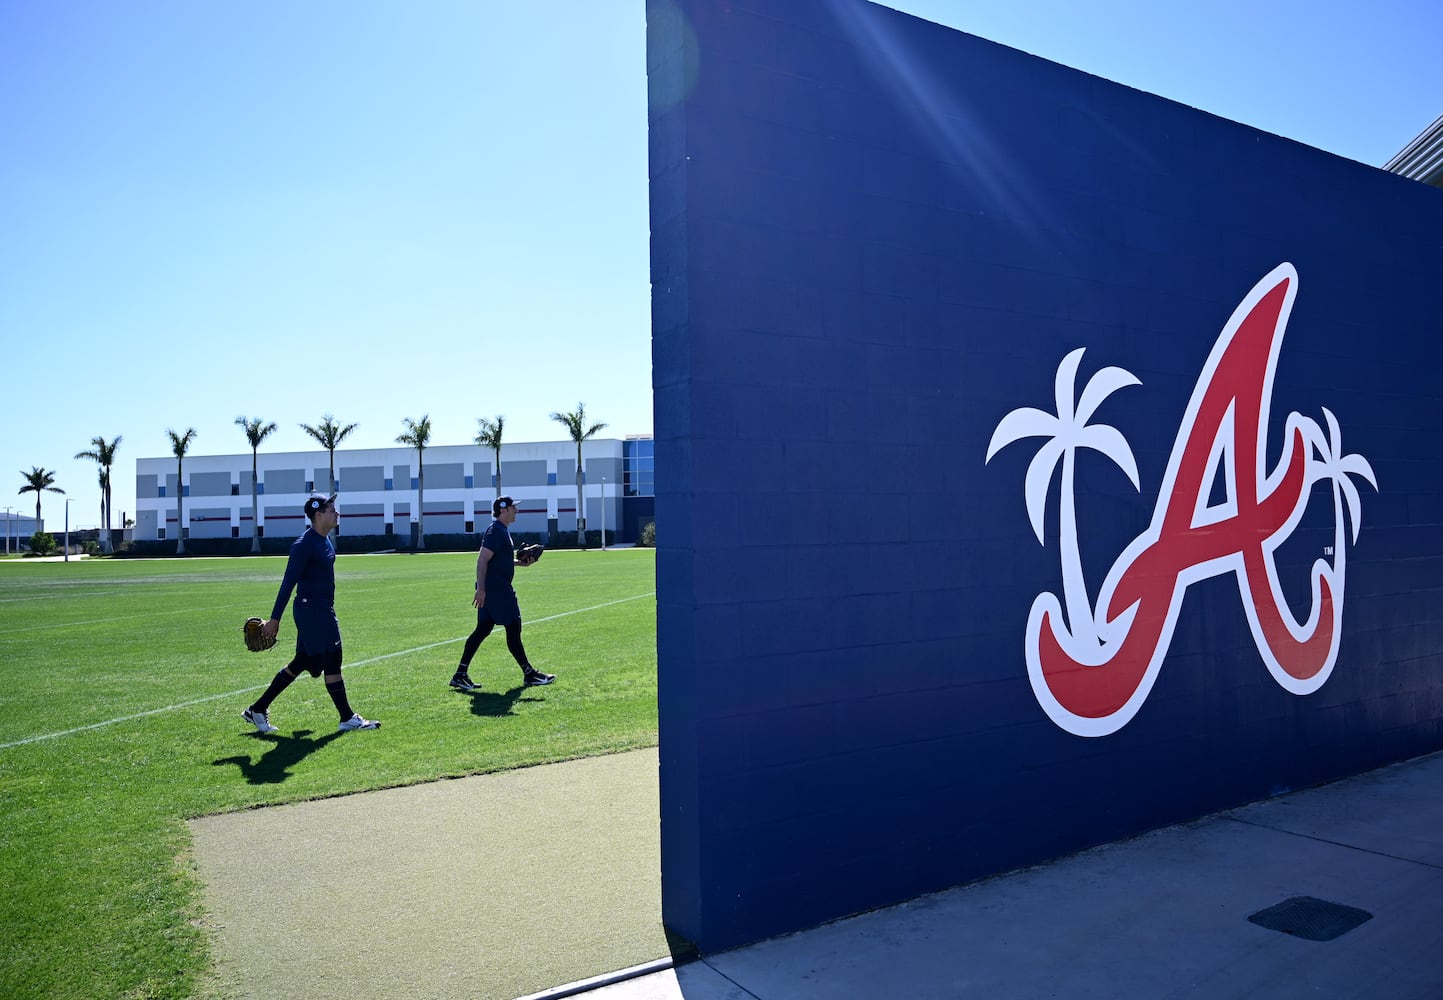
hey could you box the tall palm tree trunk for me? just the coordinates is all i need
[575,452,585,547]
[331,453,342,539]
[250,452,261,554]
[416,455,425,550]
[176,468,186,556]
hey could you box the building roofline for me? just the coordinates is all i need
[1383,113,1443,187]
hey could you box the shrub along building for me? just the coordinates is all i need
[131,436,654,552]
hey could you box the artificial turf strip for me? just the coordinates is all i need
[191,748,665,1000]
[0,549,658,1000]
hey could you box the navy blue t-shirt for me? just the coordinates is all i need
[478,519,520,624]
[271,528,336,620]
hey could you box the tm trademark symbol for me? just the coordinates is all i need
[1324,546,1334,556]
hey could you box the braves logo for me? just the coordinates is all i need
[986,263,1377,737]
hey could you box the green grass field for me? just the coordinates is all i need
[0,548,657,1000]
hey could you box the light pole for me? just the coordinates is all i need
[601,476,607,550]
[64,499,74,561]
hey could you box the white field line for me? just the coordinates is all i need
[0,584,450,634]
[0,604,250,634]
[0,589,128,605]
[0,592,654,751]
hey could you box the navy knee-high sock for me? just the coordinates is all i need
[324,672,354,720]
[251,665,300,713]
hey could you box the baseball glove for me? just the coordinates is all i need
[516,543,544,566]
[243,616,276,652]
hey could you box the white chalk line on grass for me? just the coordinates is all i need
[0,583,429,635]
[0,605,245,635]
[0,592,655,751]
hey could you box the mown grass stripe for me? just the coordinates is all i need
[0,592,653,750]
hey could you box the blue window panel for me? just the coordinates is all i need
[492,474,498,487]
[410,478,418,489]
[257,482,265,495]
[159,486,167,498]
[548,473,557,485]
[464,476,474,489]
[183,485,190,498]
[384,479,393,491]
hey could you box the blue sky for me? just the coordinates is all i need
[2,0,1438,532]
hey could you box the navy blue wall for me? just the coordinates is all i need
[648,0,1443,952]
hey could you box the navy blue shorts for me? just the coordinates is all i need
[293,598,342,675]
[479,590,520,627]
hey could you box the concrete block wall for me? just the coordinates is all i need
[650,0,1443,952]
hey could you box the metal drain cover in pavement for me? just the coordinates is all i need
[1247,896,1373,941]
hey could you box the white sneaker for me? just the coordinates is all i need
[338,713,380,732]
[242,708,278,734]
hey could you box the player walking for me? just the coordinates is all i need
[449,495,555,692]
[242,495,379,734]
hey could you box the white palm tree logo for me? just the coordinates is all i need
[1304,406,1378,577]
[985,347,1141,642]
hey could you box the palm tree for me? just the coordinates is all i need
[986,348,1140,641]
[475,415,505,498]
[18,466,65,532]
[1309,407,1378,577]
[550,402,607,547]
[236,417,278,553]
[299,414,359,497]
[396,415,432,549]
[166,428,197,555]
[74,435,121,552]
[94,467,108,544]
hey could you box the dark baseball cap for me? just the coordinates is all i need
[492,495,516,517]
[303,494,337,519]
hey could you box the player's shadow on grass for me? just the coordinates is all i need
[212,729,343,785]
[461,686,544,718]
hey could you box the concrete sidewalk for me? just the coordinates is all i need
[569,750,1443,1000]
[192,749,668,1000]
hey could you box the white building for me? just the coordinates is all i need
[2,510,39,551]
[133,436,654,547]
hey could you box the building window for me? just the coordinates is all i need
[624,438,655,497]
[231,484,240,496]
[231,527,239,538]
[465,520,474,533]
[158,528,166,540]
[547,472,557,486]
[306,480,314,493]
[411,477,419,489]
[384,478,393,491]
[464,475,474,489]
[384,522,393,535]
[159,486,167,498]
